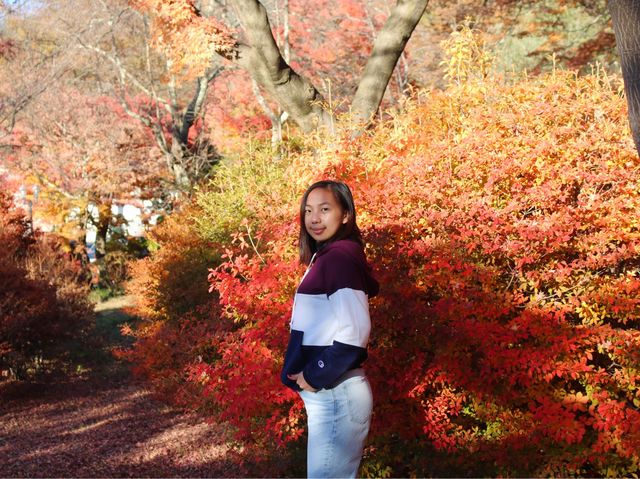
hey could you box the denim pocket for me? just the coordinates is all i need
[344,377,373,425]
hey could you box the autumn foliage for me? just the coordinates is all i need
[121,203,234,405]
[125,38,640,476]
[0,186,94,380]
[129,0,236,79]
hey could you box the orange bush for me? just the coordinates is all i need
[126,204,221,323]
[122,203,234,407]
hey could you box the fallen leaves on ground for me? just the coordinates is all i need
[0,376,244,477]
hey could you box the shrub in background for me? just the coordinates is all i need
[122,203,233,407]
[0,189,94,380]
[125,32,640,477]
[188,65,639,477]
[24,235,95,342]
[126,203,222,322]
[92,235,152,298]
[99,250,129,294]
[0,253,60,379]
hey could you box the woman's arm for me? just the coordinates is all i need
[302,286,371,390]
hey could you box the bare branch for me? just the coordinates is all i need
[179,66,223,143]
[76,42,172,115]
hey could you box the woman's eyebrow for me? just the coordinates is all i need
[306,202,331,207]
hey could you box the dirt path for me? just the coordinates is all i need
[0,296,243,478]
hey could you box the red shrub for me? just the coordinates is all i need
[0,258,61,377]
[0,188,94,380]
[192,69,639,477]
[116,312,229,408]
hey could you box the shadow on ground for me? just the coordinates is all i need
[0,296,244,478]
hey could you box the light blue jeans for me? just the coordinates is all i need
[299,370,373,478]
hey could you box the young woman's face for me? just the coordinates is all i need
[304,187,348,243]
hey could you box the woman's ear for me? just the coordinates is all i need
[342,212,350,224]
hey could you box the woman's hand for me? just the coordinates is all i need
[288,372,318,392]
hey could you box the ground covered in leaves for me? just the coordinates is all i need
[0,296,244,478]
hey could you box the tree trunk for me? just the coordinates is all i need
[77,5,222,192]
[609,0,640,157]
[94,201,112,258]
[351,0,429,125]
[168,142,192,191]
[169,66,222,190]
[223,0,427,133]
[230,0,332,132]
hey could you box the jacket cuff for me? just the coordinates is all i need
[302,371,321,390]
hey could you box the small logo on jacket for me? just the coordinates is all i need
[318,360,325,368]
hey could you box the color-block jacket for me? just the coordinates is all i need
[281,239,379,391]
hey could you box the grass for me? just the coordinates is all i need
[94,304,135,347]
[53,295,139,382]
[88,286,118,304]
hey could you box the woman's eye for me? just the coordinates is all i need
[321,207,329,212]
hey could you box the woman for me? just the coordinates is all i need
[281,180,379,478]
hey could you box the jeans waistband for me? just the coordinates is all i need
[330,368,366,388]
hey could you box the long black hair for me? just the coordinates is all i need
[298,180,363,265]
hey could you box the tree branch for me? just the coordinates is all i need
[77,42,172,116]
[179,66,223,144]
[609,0,640,157]
[224,0,331,132]
[351,0,429,126]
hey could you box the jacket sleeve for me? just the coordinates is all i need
[302,286,371,390]
[280,330,304,391]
